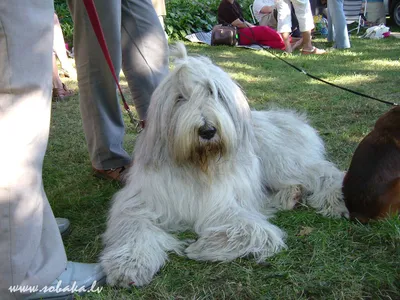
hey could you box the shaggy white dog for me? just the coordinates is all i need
[100,44,348,287]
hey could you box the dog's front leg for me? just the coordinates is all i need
[303,162,349,218]
[100,190,185,287]
[185,209,287,262]
[269,185,303,210]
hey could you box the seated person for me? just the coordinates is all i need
[217,0,286,50]
[253,0,301,37]
[253,0,276,27]
[275,0,326,54]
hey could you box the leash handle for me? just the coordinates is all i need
[82,0,140,126]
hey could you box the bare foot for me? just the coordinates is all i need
[301,47,327,55]
[284,38,292,53]
[291,38,303,51]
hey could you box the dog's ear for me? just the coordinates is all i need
[170,42,188,62]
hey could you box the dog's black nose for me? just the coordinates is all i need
[198,126,217,140]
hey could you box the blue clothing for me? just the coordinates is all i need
[327,0,351,48]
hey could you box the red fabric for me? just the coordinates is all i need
[238,26,286,50]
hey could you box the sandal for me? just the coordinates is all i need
[52,83,74,102]
[301,46,327,55]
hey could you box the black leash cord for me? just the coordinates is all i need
[258,46,399,106]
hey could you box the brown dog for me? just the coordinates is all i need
[343,106,400,223]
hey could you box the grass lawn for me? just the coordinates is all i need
[46,26,400,299]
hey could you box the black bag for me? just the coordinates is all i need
[211,25,238,46]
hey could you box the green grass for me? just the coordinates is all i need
[46,31,400,299]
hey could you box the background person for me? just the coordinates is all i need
[253,0,302,37]
[218,0,287,50]
[253,0,277,27]
[327,0,351,49]
[53,13,76,79]
[52,13,75,102]
[152,0,168,34]
[275,0,326,53]
[52,51,74,101]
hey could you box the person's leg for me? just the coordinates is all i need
[290,4,301,37]
[291,0,314,48]
[68,0,131,171]
[327,3,334,42]
[52,53,74,102]
[327,0,350,48]
[291,0,326,53]
[158,15,165,30]
[121,0,169,121]
[288,5,303,48]
[0,1,67,299]
[301,31,313,50]
[53,52,64,90]
[239,26,286,50]
[53,13,76,78]
[291,0,315,32]
[276,0,294,52]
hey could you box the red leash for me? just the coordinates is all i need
[82,0,144,129]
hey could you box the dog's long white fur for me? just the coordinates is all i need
[100,43,348,287]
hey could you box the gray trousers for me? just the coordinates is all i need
[68,0,169,170]
[0,1,67,299]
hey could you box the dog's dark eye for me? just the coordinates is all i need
[176,95,186,103]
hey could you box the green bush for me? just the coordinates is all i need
[54,0,74,46]
[54,0,255,44]
[165,0,219,40]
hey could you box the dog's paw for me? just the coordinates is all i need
[185,223,287,262]
[100,252,164,288]
[185,235,233,261]
[332,200,350,219]
[101,261,156,288]
[270,185,303,211]
[289,185,303,209]
[317,197,349,219]
[101,258,156,288]
[184,231,226,261]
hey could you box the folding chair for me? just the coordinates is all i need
[343,0,367,34]
[249,4,258,24]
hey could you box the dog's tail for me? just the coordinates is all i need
[170,42,188,61]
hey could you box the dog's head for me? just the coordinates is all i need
[139,43,254,170]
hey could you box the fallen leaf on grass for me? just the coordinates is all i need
[297,226,314,236]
